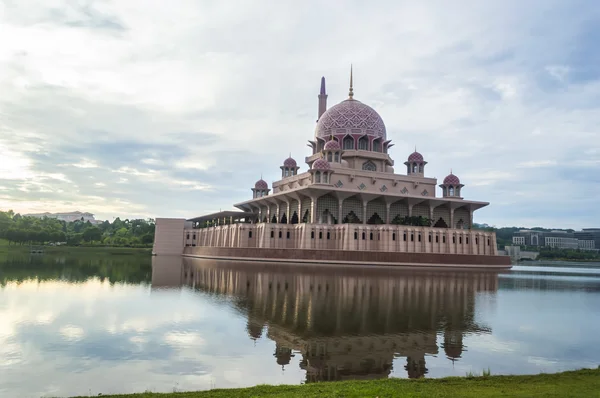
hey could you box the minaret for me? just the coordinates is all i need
[318,76,327,121]
[348,64,354,99]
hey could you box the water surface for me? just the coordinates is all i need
[1,253,599,397]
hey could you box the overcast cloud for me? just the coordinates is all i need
[0,0,599,228]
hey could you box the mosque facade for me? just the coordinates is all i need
[153,71,510,268]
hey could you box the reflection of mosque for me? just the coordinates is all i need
[153,258,498,381]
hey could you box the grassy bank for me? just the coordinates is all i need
[0,240,151,255]
[73,368,600,398]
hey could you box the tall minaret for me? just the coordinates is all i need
[317,76,327,121]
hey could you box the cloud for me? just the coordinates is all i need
[0,0,599,227]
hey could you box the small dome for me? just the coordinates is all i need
[408,151,424,163]
[255,179,268,190]
[324,139,341,151]
[312,158,331,171]
[443,173,460,185]
[283,157,297,168]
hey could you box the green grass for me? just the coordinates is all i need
[0,241,151,255]
[70,368,600,398]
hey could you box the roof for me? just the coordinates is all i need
[187,210,255,223]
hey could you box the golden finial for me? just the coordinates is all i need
[348,64,354,99]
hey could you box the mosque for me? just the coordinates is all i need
[153,70,510,268]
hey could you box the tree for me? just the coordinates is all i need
[82,227,102,243]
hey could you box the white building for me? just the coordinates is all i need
[24,211,99,224]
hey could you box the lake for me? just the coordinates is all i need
[1,252,599,397]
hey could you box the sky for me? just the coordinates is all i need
[0,0,599,229]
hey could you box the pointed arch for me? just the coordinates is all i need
[362,160,377,171]
[343,135,354,150]
[280,212,287,224]
[358,136,368,150]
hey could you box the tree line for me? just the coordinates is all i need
[0,210,155,247]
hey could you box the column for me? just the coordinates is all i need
[362,201,368,225]
[408,204,413,217]
[276,204,280,223]
[267,207,271,223]
[468,209,474,229]
[385,203,391,224]
[287,202,291,224]
[298,201,302,223]
[310,197,316,224]
[429,206,434,225]
[338,199,344,225]
[450,208,455,230]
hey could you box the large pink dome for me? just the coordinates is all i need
[315,99,386,140]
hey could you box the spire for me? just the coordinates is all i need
[320,76,326,95]
[348,64,354,99]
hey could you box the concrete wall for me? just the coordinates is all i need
[184,246,511,267]
[187,224,499,256]
[153,218,185,255]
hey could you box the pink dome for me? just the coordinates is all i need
[324,139,341,151]
[315,99,386,140]
[312,158,331,171]
[443,173,460,185]
[408,151,424,163]
[283,157,297,168]
[255,179,268,190]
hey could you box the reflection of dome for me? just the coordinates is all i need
[283,157,297,168]
[312,158,331,171]
[443,173,460,185]
[246,320,264,340]
[408,151,424,163]
[255,179,268,190]
[324,139,341,151]
[315,99,386,140]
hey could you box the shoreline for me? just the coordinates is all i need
[69,368,600,397]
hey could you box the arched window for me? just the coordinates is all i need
[315,171,321,183]
[358,136,368,150]
[449,186,455,196]
[327,152,332,162]
[412,163,417,173]
[362,160,377,172]
[418,164,423,173]
[343,136,354,150]
[284,169,289,177]
[323,173,329,183]
[334,152,339,162]
[373,140,381,152]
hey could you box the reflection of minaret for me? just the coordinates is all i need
[405,354,428,379]
[317,77,327,121]
[274,343,294,370]
[246,318,264,342]
[443,329,464,363]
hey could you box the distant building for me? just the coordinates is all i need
[512,229,596,251]
[24,211,99,224]
[574,229,600,250]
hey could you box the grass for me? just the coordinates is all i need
[70,368,600,398]
[0,240,151,255]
